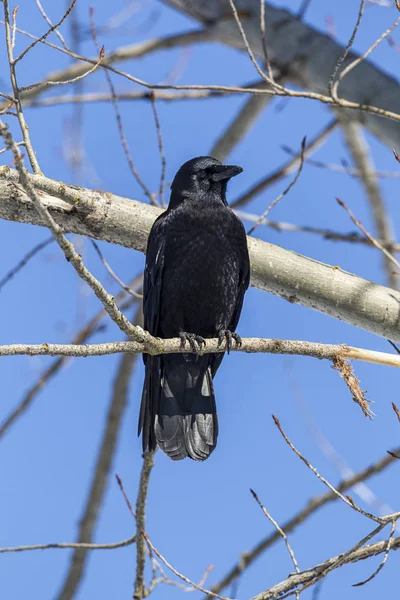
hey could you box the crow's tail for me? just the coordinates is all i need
[138,355,218,461]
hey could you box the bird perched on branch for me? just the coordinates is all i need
[139,156,250,461]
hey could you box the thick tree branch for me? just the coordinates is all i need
[2,168,400,340]
[163,0,400,149]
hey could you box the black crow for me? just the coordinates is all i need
[139,156,250,461]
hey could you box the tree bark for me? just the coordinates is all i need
[2,168,400,340]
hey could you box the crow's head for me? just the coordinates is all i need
[170,156,243,207]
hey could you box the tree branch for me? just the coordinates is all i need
[2,168,400,340]
[251,535,400,600]
[1,338,400,368]
[207,449,400,598]
[339,116,398,289]
[163,0,400,149]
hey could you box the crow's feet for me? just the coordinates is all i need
[218,330,242,354]
[179,332,206,354]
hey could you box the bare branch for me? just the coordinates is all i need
[90,240,143,299]
[149,92,167,206]
[134,453,155,600]
[352,519,396,586]
[21,46,105,93]
[329,0,365,98]
[89,9,156,205]
[143,533,232,600]
[273,416,385,523]
[332,13,400,100]
[207,448,400,598]
[2,337,400,369]
[3,0,41,173]
[34,0,69,51]
[337,198,400,274]
[3,168,400,341]
[15,0,77,63]
[250,489,300,574]
[231,120,336,208]
[247,136,306,235]
[0,536,136,554]
[251,532,400,600]
[0,235,53,291]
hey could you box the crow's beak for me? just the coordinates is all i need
[211,164,243,182]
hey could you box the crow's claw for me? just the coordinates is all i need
[179,332,206,354]
[218,330,242,354]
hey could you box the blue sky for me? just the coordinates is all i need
[1,1,400,599]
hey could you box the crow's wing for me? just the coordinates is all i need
[143,212,168,339]
[210,216,250,378]
[228,241,250,332]
[139,212,167,448]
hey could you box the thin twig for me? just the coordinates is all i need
[35,0,70,51]
[251,530,400,600]
[149,92,167,206]
[250,489,300,574]
[3,20,400,125]
[337,198,400,272]
[236,210,400,249]
[259,0,274,82]
[227,0,282,90]
[329,0,365,98]
[3,0,41,173]
[272,416,383,523]
[269,522,388,599]
[90,240,143,298]
[392,401,400,422]
[89,7,158,206]
[353,519,396,586]
[20,46,105,92]
[143,533,233,600]
[247,137,306,235]
[206,447,400,599]
[232,120,336,208]
[0,536,136,554]
[0,235,54,292]
[333,14,400,98]
[15,0,77,63]
[11,5,17,50]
